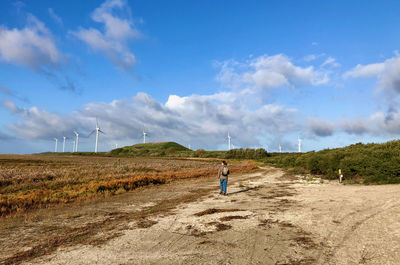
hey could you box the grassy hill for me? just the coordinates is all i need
[263,140,400,184]
[108,142,191,157]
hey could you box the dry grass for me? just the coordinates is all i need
[0,155,257,218]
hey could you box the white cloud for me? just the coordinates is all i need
[306,109,400,137]
[0,15,76,91]
[0,14,61,71]
[216,54,330,91]
[344,55,400,99]
[48,8,63,25]
[343,62,385,78]
[321,57,340,68]
[370,108,400,135]
[3,92,299,149]
[70,0,140,69]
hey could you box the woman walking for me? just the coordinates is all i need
[218,161,230,195]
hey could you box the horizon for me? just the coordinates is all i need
[1,0,400,154]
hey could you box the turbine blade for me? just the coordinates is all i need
[88,130,96,137]
[99,130,105,134]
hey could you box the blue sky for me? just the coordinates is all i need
[1,0,400,154]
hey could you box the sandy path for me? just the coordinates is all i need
[2,167,400,264]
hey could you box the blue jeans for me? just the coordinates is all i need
[220,178,228,194]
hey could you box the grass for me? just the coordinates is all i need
[0,155,257,218]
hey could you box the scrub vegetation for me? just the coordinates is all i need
[0,155,256,218]
[42,142,269,160]
[263,140,400,184]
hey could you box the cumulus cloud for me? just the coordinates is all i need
[216,54,330,91]
[370,108,400,135]
[339,119,368,135]
[336,54,400,137]
[3,92,299,149]
[0,14,76,91]
[344,55,400,97]
[70,0,140,69]
[0,14,61,71]
[306,108,400,137]
[343,62,384,79]
[308,118,335,137]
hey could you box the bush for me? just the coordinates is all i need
[262,140,400,184]
[225,148,268,159]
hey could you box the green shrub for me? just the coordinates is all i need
[262,140,400,184]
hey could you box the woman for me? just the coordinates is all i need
[218,161,230,195]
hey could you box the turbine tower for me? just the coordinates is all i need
[298,137,302,153]
[227,132,232,150]
[72,140,76,152]
[73,131,79,152]
[279,144,282,153]
[54,138,58,152]
[62,136,66,152]
[89,118,105,153]
[143,129,147,144]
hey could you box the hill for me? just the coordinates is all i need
[263,140,400,184]
[108,142,191,156]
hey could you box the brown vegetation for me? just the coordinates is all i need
[193,208,241,217]
[0,155,256,217]
[219,215,249,221]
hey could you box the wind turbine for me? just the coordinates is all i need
[73,131,79,152]
[62,136,66,152]
[227,132,232,150]
[89,118,105,153]
[143,129,147,144]
[298,137,302,153]
[54,138,58,152]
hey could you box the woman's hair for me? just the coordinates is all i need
[222,160,227,165]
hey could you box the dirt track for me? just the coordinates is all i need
[1,166,400,264]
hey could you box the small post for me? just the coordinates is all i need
[339,169,343,183]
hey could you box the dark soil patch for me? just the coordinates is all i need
[293,235,318,249]
[261,189,296,199]
[137,218,157,228]
[278,173,300,181]
[193,208,241,217]
[190,228,207,237]
[258,218,279,227]
[219,215,249,221]
[215,223,232,231]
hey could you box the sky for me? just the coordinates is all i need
[1,0,400,154]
